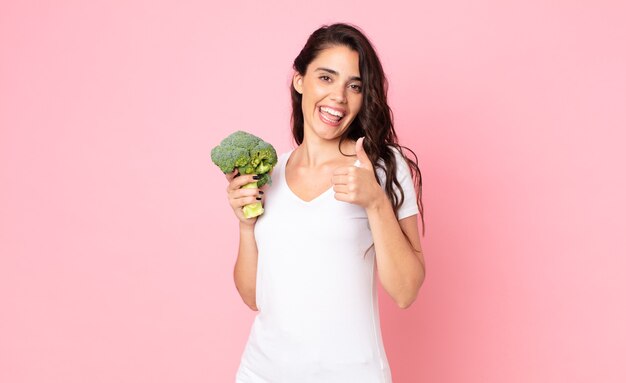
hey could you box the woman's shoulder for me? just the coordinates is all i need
[376,144,418,216]
[277,149,294,165]
[375,144,409,169]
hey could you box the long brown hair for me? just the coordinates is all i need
[290,22,425,236]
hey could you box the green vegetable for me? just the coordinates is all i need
[210,130,278,218]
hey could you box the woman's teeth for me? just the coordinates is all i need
[319,107,344,122]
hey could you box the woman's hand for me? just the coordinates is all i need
[331,137,386,210]
[224,169,265,226]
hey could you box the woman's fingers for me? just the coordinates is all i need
[228,185,263,208]
[223,169,266,223]
[224,168,239,182]
[222,169,264,224]
[235,195,263,207]
[231,187,261,199]
[332,184,349,194]
[230,194,263,210]
[331,174,352,185]
[227,174,259,191]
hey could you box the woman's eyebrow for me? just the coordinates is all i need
[314,67,362,82]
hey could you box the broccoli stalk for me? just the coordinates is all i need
[241,182,264,218]
[210,130,278,219]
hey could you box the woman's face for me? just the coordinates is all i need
[293,44,363,142]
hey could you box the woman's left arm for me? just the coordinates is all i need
[366,194,425,309]
[332,137,425,309]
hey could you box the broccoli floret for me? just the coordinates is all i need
[251,140,276,174]
[210,130,278,218]
[210,145,250,173]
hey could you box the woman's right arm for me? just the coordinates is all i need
[234,222,259,311]
[224,169,264,311]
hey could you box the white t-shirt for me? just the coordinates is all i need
[236,146,418,383]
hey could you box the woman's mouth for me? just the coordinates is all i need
[318,106,345,126]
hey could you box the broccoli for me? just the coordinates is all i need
[210,130,278,218]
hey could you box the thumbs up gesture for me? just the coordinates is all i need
[331,137,386,209]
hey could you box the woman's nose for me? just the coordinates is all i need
[330,85,347,103]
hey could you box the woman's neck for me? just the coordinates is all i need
[293,135,356,168]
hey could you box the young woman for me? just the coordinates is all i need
[226,22,425,383]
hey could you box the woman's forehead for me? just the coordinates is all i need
[308,45,360,78]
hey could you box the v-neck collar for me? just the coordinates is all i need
[281,149,359,204]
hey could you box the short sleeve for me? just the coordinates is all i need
[376,146,419,220]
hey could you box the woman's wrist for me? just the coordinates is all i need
[366,188,390,214]
[239,220,256,232]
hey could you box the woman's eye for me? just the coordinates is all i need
[350,84,362,92]
[319,75,331,81]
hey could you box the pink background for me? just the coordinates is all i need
[1,1,625,382]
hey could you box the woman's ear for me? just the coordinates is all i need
[293,73,303,94]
